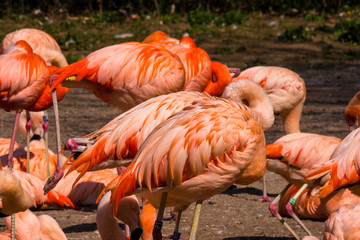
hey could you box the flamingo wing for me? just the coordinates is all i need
[307,129,360,197]
[108,98,265,212]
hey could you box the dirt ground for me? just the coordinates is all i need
[0,24,360,240]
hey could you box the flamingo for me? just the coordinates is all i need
[278,185,360,220]
[95,80,274,240]
[97,191,156,240]
[323,203,360,240]
[58,79,273,183]
[0,40,67,175]
[266,132,341,238]
[0,169,33,216]
[0,209,67,240]
[232,66,306,134]
[344,91,360,131]
[142,30,180,49]
[1,28,68,68]
[54,79,273,240]
[306,128,360,198]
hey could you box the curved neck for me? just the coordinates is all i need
[221,79,274,131]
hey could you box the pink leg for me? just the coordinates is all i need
[26,111,31,173]
[43,90,64,194]
[262,174,271,202]
[8,111,22,169]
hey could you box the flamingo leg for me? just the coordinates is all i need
[43,110,50,177]
[286,183,312,236]
[262,173,271,202]
[189,201,202,240]
[43,90,64,194]
[8,111,22,240]
[153,192,168,240]
[26,111,31,173]
[8,111,22,168]
[171,210,182,240]
[269,183,300,240]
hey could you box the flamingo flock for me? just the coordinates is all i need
[0,27,358,240]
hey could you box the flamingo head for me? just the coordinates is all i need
[204,62,239,96]
[344,91,360,132]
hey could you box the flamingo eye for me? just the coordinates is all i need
[212,75,217,83]
[242,99,249,106]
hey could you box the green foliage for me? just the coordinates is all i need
[303,12,326,22]
[162,14,180,25]
[215,47,233,55]
[187,10,215,26]
[334,19,360,44]
[279,25,314,41]
[224,10,244,25]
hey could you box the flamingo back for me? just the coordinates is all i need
[324,204,360,240]
[237,66,306,113]
[65,91,212,180]
[108,98,266,213]
[307,128,360,198]
[50,42,186,110]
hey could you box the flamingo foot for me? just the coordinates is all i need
[166,231,186,240]
[262,195,271,202]
[285,202,294,216]
[130,228,143,240]
[152,220,163,240]
[43,171,64,194]
[163,211,177,221]
[269,203,278,216]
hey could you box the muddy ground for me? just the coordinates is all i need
[0,22,360,240]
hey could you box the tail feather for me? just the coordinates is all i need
[105,165,138,217]
[46,189,75,209]
[266,143,283,159]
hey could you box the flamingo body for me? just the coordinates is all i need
[1,28,68,67]
[236,66,306,133]
[323,204,360,240]
[266,133,341,186]
[50,42,187,112]
[278,185,360,220]
[307,128,360,198]
[107,98,266,213]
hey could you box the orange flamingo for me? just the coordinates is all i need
[1,29,69,159]
[0,41,67,176]
[58,79,273,240]
[51,168,118,208]
[60,79,273,184]
[306,128,360,198]
[1,28,68,68]
[278,185,360,220]
[344,91,360,131]
[266,132,341,238]
[142,30,180,49]
[322,203,360,240]
[233,66,306,134]
[0,209,67,240]
[100,83,274,239]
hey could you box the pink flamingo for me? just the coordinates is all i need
[266,132,341,238]
[0,209,67,240]
[58,79,274,240]
[97,191,156,240]
[1,28,68,68]
[323,203,360,240]
[234,66,306,134]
